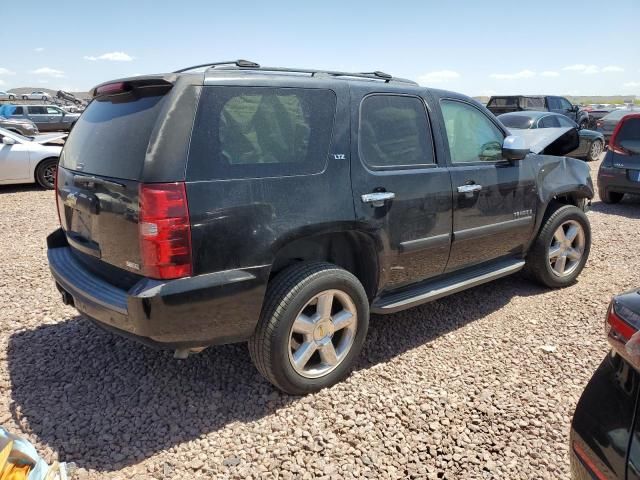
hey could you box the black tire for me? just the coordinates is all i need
[601,190,624,204]
[249,262,369,395]
[525,204,591,288]
[35,158,58,189]
[22,95,28,101]
[586,139,603,162]
[8,95,14,100]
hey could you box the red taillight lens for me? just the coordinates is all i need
[139,182,192,280]
[606,304,635,342]
[95,82,128,96]
[572,441,608,480]
[606,300,640,367]
[596,120,603,128]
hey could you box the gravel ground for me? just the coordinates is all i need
[0,158,638,479]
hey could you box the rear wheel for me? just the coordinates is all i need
[586,140,603,162]
[602,190,624,204]
[525,204,591,288]
[249,262,369,395]
[22,95,28,100]
[8,95,14,100]
[35,158,58,189]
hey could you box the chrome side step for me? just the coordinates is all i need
[371,259,525,314]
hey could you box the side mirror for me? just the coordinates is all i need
[502,135,529,161]
[2,136,16,145]
[572,105,580,112]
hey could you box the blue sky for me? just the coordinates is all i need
[1,0,638,96]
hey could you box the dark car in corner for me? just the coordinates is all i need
[597,108,640,142]
[487,95,589,129]
[571,288,640,480]
[597,113,640,203]
[498,111,605,162]
[46,60,593,394]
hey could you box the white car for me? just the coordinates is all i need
[0,127,66,189]
[21,91,51,101]
[0,91,16,101]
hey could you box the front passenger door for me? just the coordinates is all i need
[439,99,537,272]
[46,106,65,131]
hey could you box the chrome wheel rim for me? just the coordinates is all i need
[43,164,56,187]
[548,220,585,277]
[288,289,357,379]
[590,141,602,159]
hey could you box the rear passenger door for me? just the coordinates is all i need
[436,98,537,271]
[350,87,453,292]
[27,106,49,131]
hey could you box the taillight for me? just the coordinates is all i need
[95,82,128,96]
[606,300,640,367]
[54,165,61,225]
[572,441,608,480]
[596,120,603,129]
[139,182,192,280]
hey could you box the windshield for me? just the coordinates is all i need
[499,114,534,129]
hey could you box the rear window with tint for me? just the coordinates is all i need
[521,97,545,109]
[498,114,534,129]
[488,97,517,107]
[187,86,336,180]
[60,94,166,180]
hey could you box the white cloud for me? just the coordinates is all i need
[563,64,624,75]
[489,70,536,80]
[34,47,44,53]
[417,70,460,84]
[84,51,134,62]
[0,68,16,76]
[540,71,559,77]
[624,81,640,88]
[31,67,64,78]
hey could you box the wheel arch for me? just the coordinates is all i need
[33,156,59,183]
[269,229,380,301]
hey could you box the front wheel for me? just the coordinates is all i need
[22,95,28,101]
[249,262,369,395]
[587,139,603,162]
[525,204,591,288]
[35,158,58,189]
[8,95,14,100]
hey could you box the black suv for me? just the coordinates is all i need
[47,61,594,394]
[486,95,589,129]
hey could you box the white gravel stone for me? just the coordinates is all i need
[0,157,636,478]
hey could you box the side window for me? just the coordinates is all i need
[28,106,47,115]
[12,106,24,115]
[46,107,61,115]
[440,100,505,164]
[539,115,561,128]
[187,86,337,181]
[559,98,573,111]
[556,116,577,128]
[547,97,561,110]
[359,95,434,168]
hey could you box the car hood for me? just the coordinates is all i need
[31,133,68,144]
[509,127,579,156]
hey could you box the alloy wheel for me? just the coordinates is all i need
[548,220,585,277]
[288,289,358,379]
[42,164,56,188]
[590,141,602,159]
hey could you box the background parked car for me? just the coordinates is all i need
[498,111,605,161]
[0,91,16,101]
[597,113,640,203]
[0,127,64,188]
[487,95,590,128]
[0,116,39,136]
[570,288,640,480]
[596,108,640,142]
[9,104,80,132]
[21,91,51,101]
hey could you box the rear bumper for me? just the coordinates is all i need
[47,229,269,349]
[598,169,640,196]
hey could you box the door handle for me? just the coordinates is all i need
[361,191,395,207]
[457,184,482,193]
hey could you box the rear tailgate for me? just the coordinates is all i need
[56,78,182,285]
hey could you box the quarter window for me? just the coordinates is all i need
[188,86,336,180]
[441,100,504,163]
[538,115,561,128]
[359,95,434,168]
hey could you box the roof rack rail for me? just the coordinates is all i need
[173,60,417,85]
[173,59,260,74]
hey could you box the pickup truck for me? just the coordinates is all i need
[487,95,589,129]
[46,61,594,394]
